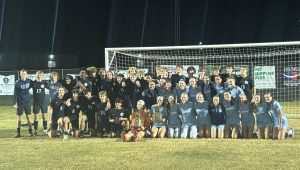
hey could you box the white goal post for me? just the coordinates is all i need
[105,41,300,114]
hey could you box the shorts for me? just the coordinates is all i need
[281,116,288,129]
[51,121,58,130]
[152,123,167,128]
[211,124,225,130]
[109,123,123,133]
[273,115,289,128]
[33,100,47,114]
[16,103,31,115]
[71,118,79,129]
[86,113,95,129]
[272,116,279,128]
[51,116,63,130]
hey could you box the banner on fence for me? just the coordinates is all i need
[254,66,276,89]
[0,75,15,95]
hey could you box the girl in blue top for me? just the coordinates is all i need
[209,95,225,139]
[194,92,211,138]
[150,96,167,138]
[187,77,202,103]
[178,93,197,139]
[253,94,272,139]
[202,75,213,104]
[166,95,181,138]
[239,94,255,139]
[174,80,188,103]
[264,93,289,140]
[212,75,225,100]
[159,79,174,105]
[223,92,240,139]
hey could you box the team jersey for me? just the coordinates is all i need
[125,78,144,108]
[209,104,226,125]
[97,78,109,92]
[65,98,84,120]
[82,96,99,116]
[112,81,127,99]
[187,85,202,103]
[222,99,240,126]
[269,100,285,128]
[171,74,187,88]
[14,79,33,105]
[105,79,115,103]
[178,101,196,126]
[88,76,100,97]
[226,85,244,100]
[194,101,211,126]
[212,82,225,98]
[173,87,188,103]
[239,102,255,127]
[61,80,77,99]
[202,83,213,104]
[50,96,66,119]
[32,80,47,103]
[96,102,110,132]
[254,102,273,128]
[143,89,160,109]
[167,104,181,127]
[109,108,128,124]
[81,96,98,129]
[237,76,254,100]
[47,80,62,101]
[221,74,238,88]
[78,79,92,92]
[159,89,174,102]
[150,104,167,127]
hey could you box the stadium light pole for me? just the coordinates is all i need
[0,0,6,63]
[199,0,209,45]
[48,0,60,73]
[0,0,5,43]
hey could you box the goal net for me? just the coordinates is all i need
[105,41,300,114]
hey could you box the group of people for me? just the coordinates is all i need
[13,64,291,141]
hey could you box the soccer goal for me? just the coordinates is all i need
[105,41,300,114]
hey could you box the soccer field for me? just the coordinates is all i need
[0,106,300,170]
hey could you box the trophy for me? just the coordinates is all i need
[153,112,163,121]
[133,118,142,128]
[133,112,142,128]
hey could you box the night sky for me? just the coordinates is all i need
[0,0,299,70]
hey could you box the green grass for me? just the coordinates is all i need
[0,106,300,169]
[281,101,300,115]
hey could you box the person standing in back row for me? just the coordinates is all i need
[32,70,48,135]
[238,66,255,101]
[13,69,33,138]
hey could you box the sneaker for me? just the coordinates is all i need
[14,134,21,138]
[29,133,34,137]
[57,130,63,136]
[44,130,48,135]
[146,130,151,136]
[67,129,73,135]
[288,128,295,138]
[34,131,38,136]
[63,134,68,141]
